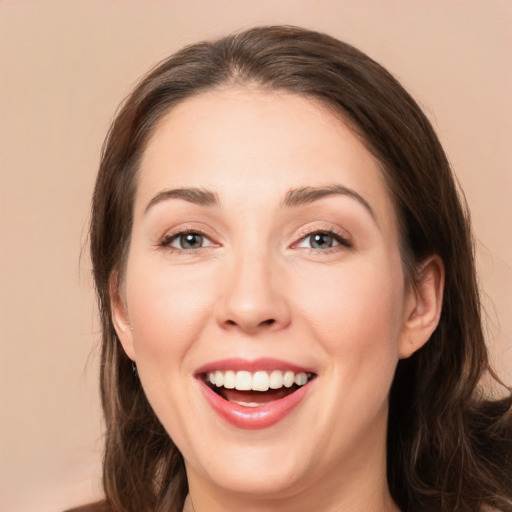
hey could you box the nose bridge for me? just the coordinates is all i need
[217,242,290,333]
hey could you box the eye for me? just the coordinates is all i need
[295,230,351,250]
[161,231,215,250]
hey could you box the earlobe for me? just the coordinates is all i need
[398,255,445,359]
[110,272,136,361]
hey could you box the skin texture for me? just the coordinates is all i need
[112,88,444,512]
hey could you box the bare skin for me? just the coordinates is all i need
[112,88,443,512]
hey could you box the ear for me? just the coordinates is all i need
[398,255,445,359]
[110,271,136,361]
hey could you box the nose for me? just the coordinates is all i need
[216,251,291,335]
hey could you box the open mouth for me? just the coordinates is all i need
[203,370,316,407]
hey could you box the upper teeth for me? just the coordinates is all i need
[207,370,310,391]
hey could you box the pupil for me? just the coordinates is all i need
[311,233,332,249]
[181,233,202,249]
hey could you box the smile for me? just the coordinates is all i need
[196,359,317,429]
[208,369,312,392]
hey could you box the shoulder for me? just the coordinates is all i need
[63,501,114,512]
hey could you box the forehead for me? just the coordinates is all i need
[135,87,396,229]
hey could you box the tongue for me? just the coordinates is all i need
[221,387,297,405]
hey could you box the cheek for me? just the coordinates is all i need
[124,255,217,367]
[122,256,220,445]
[291,257,405,367]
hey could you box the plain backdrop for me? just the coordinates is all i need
[1,1,511,510]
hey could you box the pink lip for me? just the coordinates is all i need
[195,357,312,374]
[195,358,315,430]
[198,379,312,430]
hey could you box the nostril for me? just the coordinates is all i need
[224,318,276,329]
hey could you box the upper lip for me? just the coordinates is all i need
[195,357,314,376]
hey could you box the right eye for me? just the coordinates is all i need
[161,231,215,251]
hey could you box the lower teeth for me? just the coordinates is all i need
[230,400,264,408]
[215,384,302,407]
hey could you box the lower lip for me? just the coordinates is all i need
[198,379,312,430]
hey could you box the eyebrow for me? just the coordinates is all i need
[282,185,377,224]
[144,187,219,214]
[144,184,377,224]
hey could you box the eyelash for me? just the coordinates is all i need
[159,228,216,254]
[293,227,352,252]
[159,226,352,255]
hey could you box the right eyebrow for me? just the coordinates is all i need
[144,187,219,215]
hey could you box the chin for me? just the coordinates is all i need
[200,458,308,498]
[185,438,316,499]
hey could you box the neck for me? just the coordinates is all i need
[183,485,399,512]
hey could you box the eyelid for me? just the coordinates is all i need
[168,232,215,249]
[159,225,220,252]
[290,224,352,251]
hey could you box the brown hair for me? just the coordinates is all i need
[89,26,512,512]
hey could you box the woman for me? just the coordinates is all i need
[78,26,511,512]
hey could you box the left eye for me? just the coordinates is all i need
[296,232,344,250]
[165,232,214,250]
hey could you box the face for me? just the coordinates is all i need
[113,88,430,507]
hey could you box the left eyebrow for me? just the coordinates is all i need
[282,185,378,225]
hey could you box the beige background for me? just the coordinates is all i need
[1,1,510,510]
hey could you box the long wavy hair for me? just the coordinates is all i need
[89,26,512,512]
